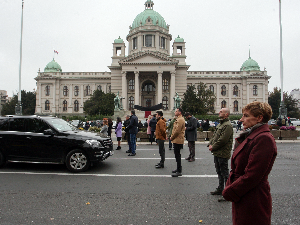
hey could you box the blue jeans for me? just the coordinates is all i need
[130,133,136,154]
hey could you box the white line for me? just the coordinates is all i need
[111,158,204,160]
[0,172,217,177]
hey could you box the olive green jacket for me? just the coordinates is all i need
[208,118,233,159]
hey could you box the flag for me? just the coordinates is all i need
[54,50,59,54]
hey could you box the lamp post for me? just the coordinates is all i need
[15,0,24,115]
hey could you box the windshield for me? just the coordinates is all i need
[43,117,77,132]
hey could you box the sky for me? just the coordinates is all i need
[1,0,299,97]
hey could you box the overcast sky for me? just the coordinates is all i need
[1,0,299,97]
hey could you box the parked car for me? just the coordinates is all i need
[0,115,113,172]
[290,119,300,126]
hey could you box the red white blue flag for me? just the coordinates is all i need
[54,50,59,54]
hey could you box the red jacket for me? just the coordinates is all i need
[222,124,277,225]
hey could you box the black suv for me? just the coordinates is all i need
[0,115,113,172]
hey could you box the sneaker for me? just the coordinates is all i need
[210,189,222,195]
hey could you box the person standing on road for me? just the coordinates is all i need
[170,108,185,177]
[115,117,122,150]
[147,115,152,142]
[167,117,176,150]
[236,120,242,132]
[100,120,108,137]
[107,118,113,137]
[222,101,277,225]
[208,108,233,201]
[155,111,167,169]
[184,112,197,162]
[126,110,138,156]
[124,115,131,153]
[149,114,157,144]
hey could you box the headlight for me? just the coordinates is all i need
[86,140,101,148]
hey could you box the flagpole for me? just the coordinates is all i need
[279,0,286,118]
[16,0,24,115]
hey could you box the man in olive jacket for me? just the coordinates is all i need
[155,111,167,169]
[208,108,233,199]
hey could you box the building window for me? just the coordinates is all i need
[221,85,226,96]
[45,100,50,110]
[234,100,238,112]
[221,100,226,108]
[145,35,152,47]
[45,85,50,96]
[233,85,238,96]
[133,37,137,49]
[85,85,90,96]
[163,79,168,90]
[74,86,79,96]
[146,99,151,107]
[129,96,134,110]
[129,79,135,90]
[161,37,165,49]
[74,100,79,112]
[108,85,111,93]
[97,85,102,91]
[142,83,155,92]
[63,100,67,111]
[253,85,258,96]
[162,96,168,109]
[63,86,68,96]
[209,85,214,93]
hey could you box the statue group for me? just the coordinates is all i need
[173,92,181,110]
[114,92,124,110]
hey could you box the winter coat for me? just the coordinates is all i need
[100,125,108,137]
[147,119,151,135]
[155,117,167,140]
[222,124,277,225]
[149,117,157,132]
[185,116,197,141]
[115,122,122,138]
[171,115,185,144]
[127,114,138,134]
[208,118,233,159]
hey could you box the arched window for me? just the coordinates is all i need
[45,85,50,96]
[97,85,102,91]
[63,100,67,111]
[233,85,238,96]
[45,100,50,110]
[209,85,214,93]
[63,86,68,96]
[253,85,258,95]
[221,100,226,108]
[146,99,151,107]
[74,100,79,112]
[221,85,226,96]
[129,79,135,90]
[163,79,168,90]
[162,96,168,109]
[85,85,90,96]
[129,96,134,110]
[74,86,79,96]
[234,100,238,112]
[142,82,155,92]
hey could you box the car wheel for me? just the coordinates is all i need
[0,151,6,168]
[66,150,90,172]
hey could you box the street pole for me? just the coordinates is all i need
[15,0,24,115]
[279,0,286,118]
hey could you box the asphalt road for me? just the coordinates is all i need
[0,141,299,225]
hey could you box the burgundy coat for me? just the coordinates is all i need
[222,124,277,225]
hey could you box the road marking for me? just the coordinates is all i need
[0,172,217,177]
[111,158,204,160]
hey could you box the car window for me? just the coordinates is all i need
[8,118,26,132]
[0,118,9,131]
[25,118,50,133]
[43,117,76,132]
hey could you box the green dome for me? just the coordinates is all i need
[131,1,167,29]
[114,36,124,43]
[44,59,62,72]
[174,35,184,42]
[240,57,260,71]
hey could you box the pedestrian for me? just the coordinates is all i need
[202,119,210,131]
[155,111,167,169]
[149,114,157,144]
[138,120,143,132]
[236,120,242,132]
[84,121,90,130]
[208,108,233,201]
[170,108,185,177]
[107,118,113,137]
[144,119,148,129]
[184,112,197,162]
[126,110,138,156]
[124,115,131,153]
[115,117,122,150]
[147,115,152,142]
[167,117,176,150]
[100,120,108,137]
[223,101,277,225]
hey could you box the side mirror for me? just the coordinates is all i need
[43,129,55,136]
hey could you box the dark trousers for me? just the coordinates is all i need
[126,132,131,150]
[157,139,165,164]
[169,138,173,149]
[174,143,183,172]
[214,156,229,191]
[188,141,195,159]
[150,131,155,144]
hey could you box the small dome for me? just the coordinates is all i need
[174,35,184,42]
[114,36,124,43]
[44,59,62,72]
[240,57,260,71]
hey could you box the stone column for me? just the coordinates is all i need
[135,71,140,106]
[122,71,127,110]
[157,71,163,105]
[170,71,176,110]
[216,83,220,106]
[69,84,72,106]
[247,83,250,104]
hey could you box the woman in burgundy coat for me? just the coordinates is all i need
[222,102,277,225]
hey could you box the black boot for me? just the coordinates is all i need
[172,166,182,177]
[116,146,121,150]
[155,163,164,169]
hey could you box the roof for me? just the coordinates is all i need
[44,59,62,72]
[240,57,260,71]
